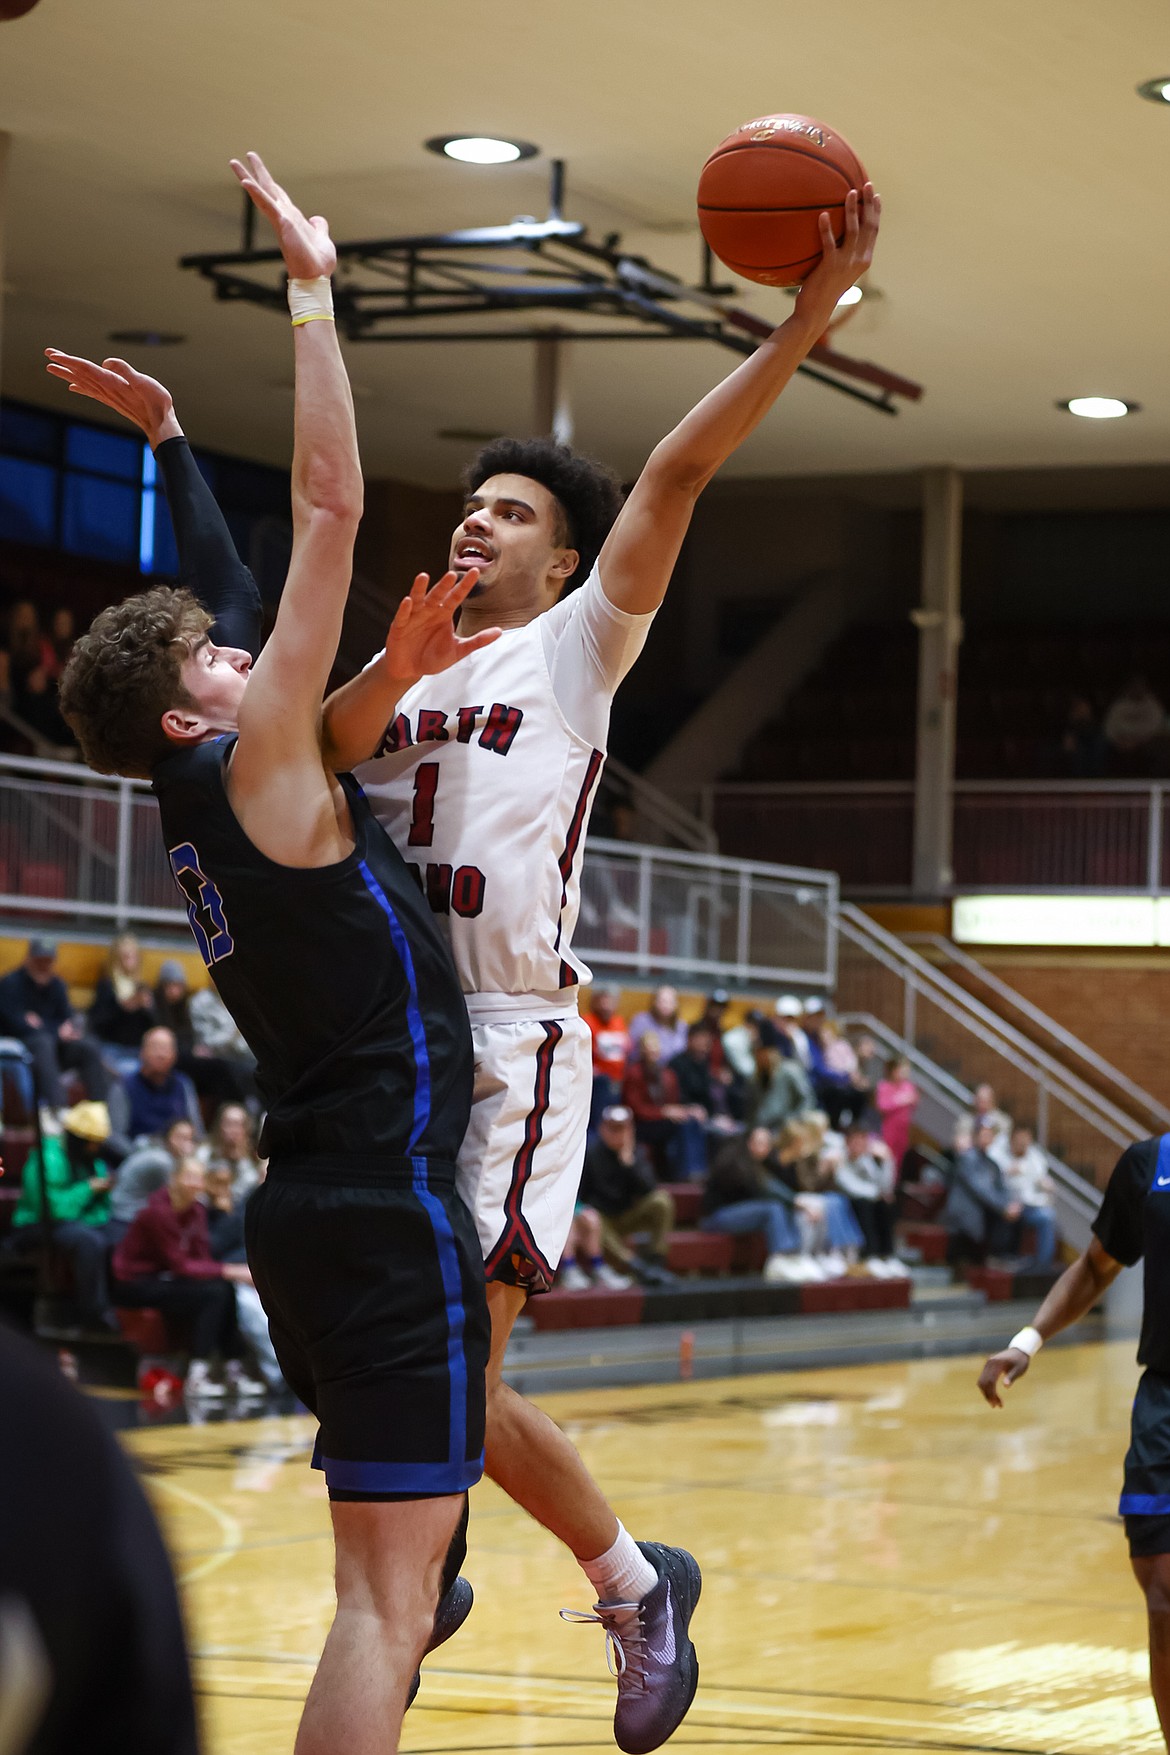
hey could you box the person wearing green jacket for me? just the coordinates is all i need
[13,1101,118,1332]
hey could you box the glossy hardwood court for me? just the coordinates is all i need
[122,1339,1160,1754]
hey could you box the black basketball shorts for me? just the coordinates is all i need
[1121,1368,1170,1556]
[245,1157,489,1501]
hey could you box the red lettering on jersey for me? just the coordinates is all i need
[417,708,450,744]
[456,706,483,743]
[479,703,524,756]
[377,712,413,757]
[451,865,486,918]
[408,763,440,846]
[424,862,453,913]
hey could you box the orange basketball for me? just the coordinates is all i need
[697,114,868,287]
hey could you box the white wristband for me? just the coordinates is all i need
[1009,1325,1043,1358]
[287,277,334,327]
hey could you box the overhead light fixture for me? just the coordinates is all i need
[425,134,539,165]
[1059,396,1137,420]
[1137,76,1170,104]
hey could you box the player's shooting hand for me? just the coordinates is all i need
[230,152,336,282]
[384,570,501,684]
[977,1347,1032,1409]
[793,182,881,332]
[44,351,181,449]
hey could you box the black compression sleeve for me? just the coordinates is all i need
[155,435,263,660]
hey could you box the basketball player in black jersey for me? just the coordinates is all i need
[52,156,499,1755]
[978,1134,1170,1748]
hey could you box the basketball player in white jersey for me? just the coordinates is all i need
[55,182,879,1752]
[321,182,881,1750]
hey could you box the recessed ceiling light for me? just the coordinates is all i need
[1137,76,1170,104]
[1059,396,1138,420]
[107,329,186,347]
[424,135,539,165]
[835,286,863,309]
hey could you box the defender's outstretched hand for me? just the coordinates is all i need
[385,570,500,681]
[230,152,336,282]
[44,351,179,448]
[794,182,881,332]
[977,1347,1032,1409]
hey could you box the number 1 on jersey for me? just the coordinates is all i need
[408,762,440,847]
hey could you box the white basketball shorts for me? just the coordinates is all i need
[456,1007,593,1294]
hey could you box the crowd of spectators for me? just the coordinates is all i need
[573,985,1064,1291]
[0,597,77,755]
[0,930,273,1398]
[1056,677,1170,779]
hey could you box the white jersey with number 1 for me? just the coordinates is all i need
[355,563,654,1002]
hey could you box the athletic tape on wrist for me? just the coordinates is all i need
[288,277,334,327]
[1009,1325,1043,1358]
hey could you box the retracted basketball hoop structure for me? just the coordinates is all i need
[181,160,921,416]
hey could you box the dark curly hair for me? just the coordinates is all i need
[462,436,624,589]
[59,586,211,778]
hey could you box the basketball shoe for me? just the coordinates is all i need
[406,1574,474,1709]
[562,1541,701,1752]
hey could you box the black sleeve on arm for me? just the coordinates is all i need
[1093,1138,1156,1267]
[155,436,262,660]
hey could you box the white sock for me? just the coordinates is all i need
[580,1522,658,1605]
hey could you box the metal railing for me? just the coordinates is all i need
[578,838,837,991]
[0,754,838,991]
[592,756,717,853]
[833,901,1142,1192]
[840,1010,1099,1252]
[708,777,1170,894]
[903,932,1170,1138]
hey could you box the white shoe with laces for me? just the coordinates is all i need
[559,1262,593,1291]
[224,1360,268,1398]
[594,1262,634,1289]
[185,1360,226,1400]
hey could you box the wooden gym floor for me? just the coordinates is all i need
[120,1338,1160,1754]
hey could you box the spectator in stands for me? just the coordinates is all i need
[750,1041,815,1132]
[961,1081,1011,1150]
[111,1156,254,1400]
[45,604,76,680]
[670,1021,740,1160]
[991,1122,1058,1269]
[153,959,250,1106]
[579,1104,676,1285]
[108,1116,198,1237]
[111,1026,201,1145]
[584,986,631,1122]
[199,1102,263,1201]
[203,1164,279,1392]
[10,1100,118,1332]
[807,1015,861,1128]
[833,1121,906,1276]
[0,935,109,1110]
[851,1032,885,1115]
[721,1008,770,1084]
[89,931,156,1073]
[1104,675,1168,775]
[557,1203,631,1290]
[875,1055,920,1174]
[700,1125,804,1282]
[774,996,813,1068]
[776,1115,865,1267]
[1057,694,1107,779]
[3,598,73,748]
[622,1028,707,1179]
[628,985,689,1063]
[188,979,258,1102]
[942,1117,1022,1265]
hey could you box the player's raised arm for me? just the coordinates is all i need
[977,1236,1124,1408]
[44,352,263,659]
[598,184,880,616]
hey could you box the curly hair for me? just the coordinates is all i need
[59,587,212,778]
[462,436,624,588]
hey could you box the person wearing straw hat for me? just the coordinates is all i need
[11,1100,119,1332]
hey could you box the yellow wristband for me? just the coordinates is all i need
[291,311,336,327]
